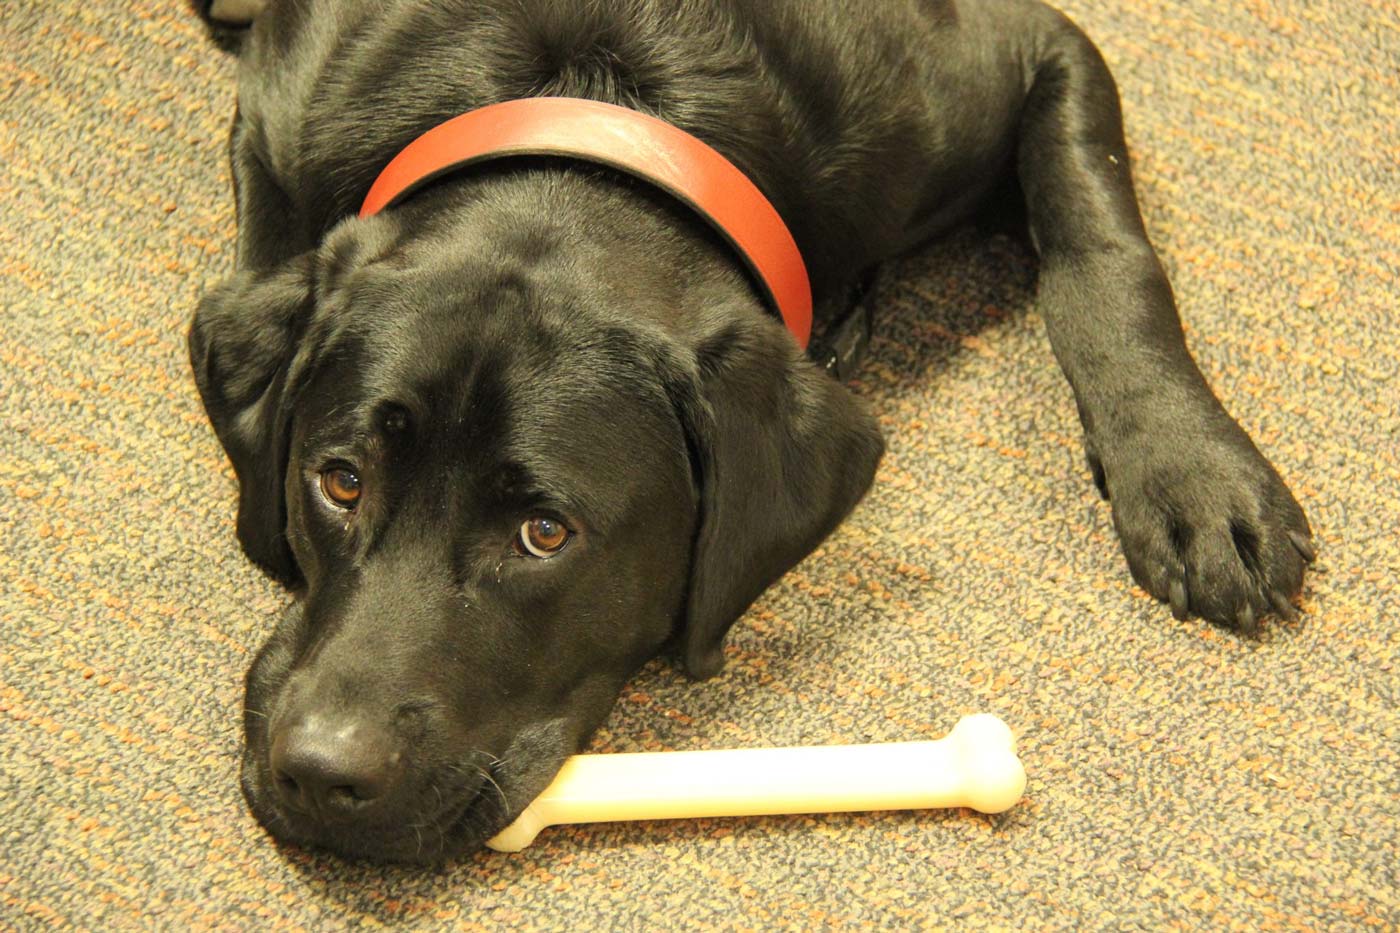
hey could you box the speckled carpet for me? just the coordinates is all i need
[2,0,1397,929]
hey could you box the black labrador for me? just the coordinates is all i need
[187,0,1314,862]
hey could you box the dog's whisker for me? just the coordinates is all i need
[477,763,510,815]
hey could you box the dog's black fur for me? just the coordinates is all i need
[187,0,1314,862]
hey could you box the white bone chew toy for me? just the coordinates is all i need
[487,713,1025,852]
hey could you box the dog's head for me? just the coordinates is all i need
[189,171,882,862]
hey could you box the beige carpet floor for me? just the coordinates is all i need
[2,0,1397,928]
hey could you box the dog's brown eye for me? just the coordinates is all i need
[518,517,571,558]
[320,467,362,510]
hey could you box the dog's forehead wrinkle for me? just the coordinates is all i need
[319,214,403,287]
[492,449,607,528]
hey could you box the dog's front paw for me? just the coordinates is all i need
[1098,416,1315,633]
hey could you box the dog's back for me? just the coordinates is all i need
[207,0,1028,306]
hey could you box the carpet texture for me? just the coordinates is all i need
[2,0,1397,928]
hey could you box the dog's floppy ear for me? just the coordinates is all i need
[188,254,315,585]
[672,315,884,679]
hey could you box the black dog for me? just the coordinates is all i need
[188,0,1314,862]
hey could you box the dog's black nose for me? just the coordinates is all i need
[269,714,405,818]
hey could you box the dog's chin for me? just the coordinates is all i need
[239,724,576,865]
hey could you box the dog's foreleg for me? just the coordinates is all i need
[224,116,310,274]
[1014,9,1313,630]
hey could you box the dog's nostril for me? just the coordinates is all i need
[328,784,370,807]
